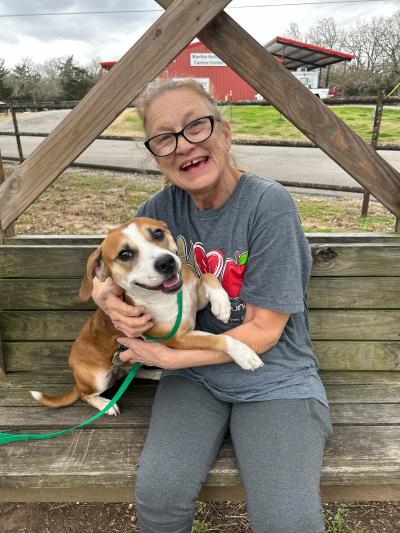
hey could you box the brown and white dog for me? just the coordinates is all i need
[31,217,263,415]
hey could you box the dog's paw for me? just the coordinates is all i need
[210,289,231,323]
[85,395,121,416]
[106,403,120,416]
[225,337,264,371]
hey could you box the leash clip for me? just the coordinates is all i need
[112,344,129,367]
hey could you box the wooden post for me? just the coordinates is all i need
[396,218,400,234]
[361,87,384,217]
[0,149,16,242]
[11,106,24,163]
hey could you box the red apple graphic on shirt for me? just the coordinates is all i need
[193,244,224,277]
[221,251,248,298]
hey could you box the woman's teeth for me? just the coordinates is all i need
[180,156,208,170]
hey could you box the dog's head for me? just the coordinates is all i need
[79,217,182,301]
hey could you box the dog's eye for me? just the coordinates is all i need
[153,229,164,241]
[117,248,135,262]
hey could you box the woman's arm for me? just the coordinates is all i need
[118,303,289,369]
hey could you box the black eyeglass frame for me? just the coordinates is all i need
[144,115,215,157]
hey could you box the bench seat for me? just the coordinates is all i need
[1,233,400,502]
[1,370,400,502]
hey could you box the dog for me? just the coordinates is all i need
[30,217,263,415]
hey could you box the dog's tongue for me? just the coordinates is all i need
[162,274,179,288]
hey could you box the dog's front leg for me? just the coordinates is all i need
[197,273,231,323]
[168,331,263,371]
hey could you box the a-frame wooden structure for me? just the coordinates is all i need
[0,0,399,231]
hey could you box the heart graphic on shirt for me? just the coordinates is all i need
[193,244,224,277]
[221,251,248,298]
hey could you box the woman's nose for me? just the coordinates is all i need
[175,133,193,154]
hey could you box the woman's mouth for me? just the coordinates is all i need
[180,156,209,172]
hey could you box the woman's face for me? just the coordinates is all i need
[144,87,232,196]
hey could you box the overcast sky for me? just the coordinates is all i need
[0,0,399,68]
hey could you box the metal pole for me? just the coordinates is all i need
[361,86,384,217]
[11,106,24,163]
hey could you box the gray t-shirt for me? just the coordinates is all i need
[136,173,328,407]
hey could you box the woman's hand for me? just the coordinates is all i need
[117,337,176,369]
[91,275,153,337]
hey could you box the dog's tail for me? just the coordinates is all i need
[30,386,80,408]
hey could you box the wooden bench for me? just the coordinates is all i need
[1,232,400,503]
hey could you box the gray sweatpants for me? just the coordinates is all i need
[135,375,332,533]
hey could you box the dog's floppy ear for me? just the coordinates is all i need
[79,246,110,302]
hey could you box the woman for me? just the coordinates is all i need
[91,79,332,533]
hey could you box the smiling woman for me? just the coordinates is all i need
[91,78,332,533]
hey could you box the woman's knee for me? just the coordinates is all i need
[135,459,198,515]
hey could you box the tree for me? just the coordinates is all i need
[7,58,42,101]
[59,56,97,100]
[0,58,12,100]
[283,22,304,41]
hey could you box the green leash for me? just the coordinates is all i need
[0,281,183,445]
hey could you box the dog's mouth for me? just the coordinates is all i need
[135,273,182,294]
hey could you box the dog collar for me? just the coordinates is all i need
[143,272,183,342]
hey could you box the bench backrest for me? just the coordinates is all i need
[1,234,399,376]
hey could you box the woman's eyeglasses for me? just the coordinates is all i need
[144,115,215,157]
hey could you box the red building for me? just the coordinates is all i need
[100,39,353,101]
[100,41,257,101]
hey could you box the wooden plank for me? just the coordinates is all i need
[1,243,400,278]
[2,309,399,341]
[4,340,400,373]
[0,0,231,231]
[2,484,400,503]
[179,3,400,216]
[326,384,400,404]
[311,243,400,276]
[0,279,95,310]
[319,371,400,385]
[329,404,400,425]
[0,245,94,278]
[308,277,400,308]
[2,400,400,429]
[2,276,399,310]
[316,341,400,371]
[0,311,91,341]
[4,342,74,371]
[5,233,400,246]
[310,310,400,340]
[1,426,400,488]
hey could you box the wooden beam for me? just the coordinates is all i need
[156,0,400,218]
[0,0,231,231]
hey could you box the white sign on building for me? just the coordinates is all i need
[190,53,226,67]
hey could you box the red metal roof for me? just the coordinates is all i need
[264,36,354,70]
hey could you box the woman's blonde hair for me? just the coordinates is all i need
[136,78,223,133]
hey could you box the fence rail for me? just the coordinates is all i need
[0,95,399,111]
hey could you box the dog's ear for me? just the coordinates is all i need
[79,246,110,301]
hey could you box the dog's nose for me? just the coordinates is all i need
[154,254,177,275]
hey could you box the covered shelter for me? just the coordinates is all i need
[264,36,354,70]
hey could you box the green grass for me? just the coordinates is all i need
[324,505,363,533]
[4,166,396,235]
[107,106,400,144]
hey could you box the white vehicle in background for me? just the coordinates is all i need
[292,67,331,98]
